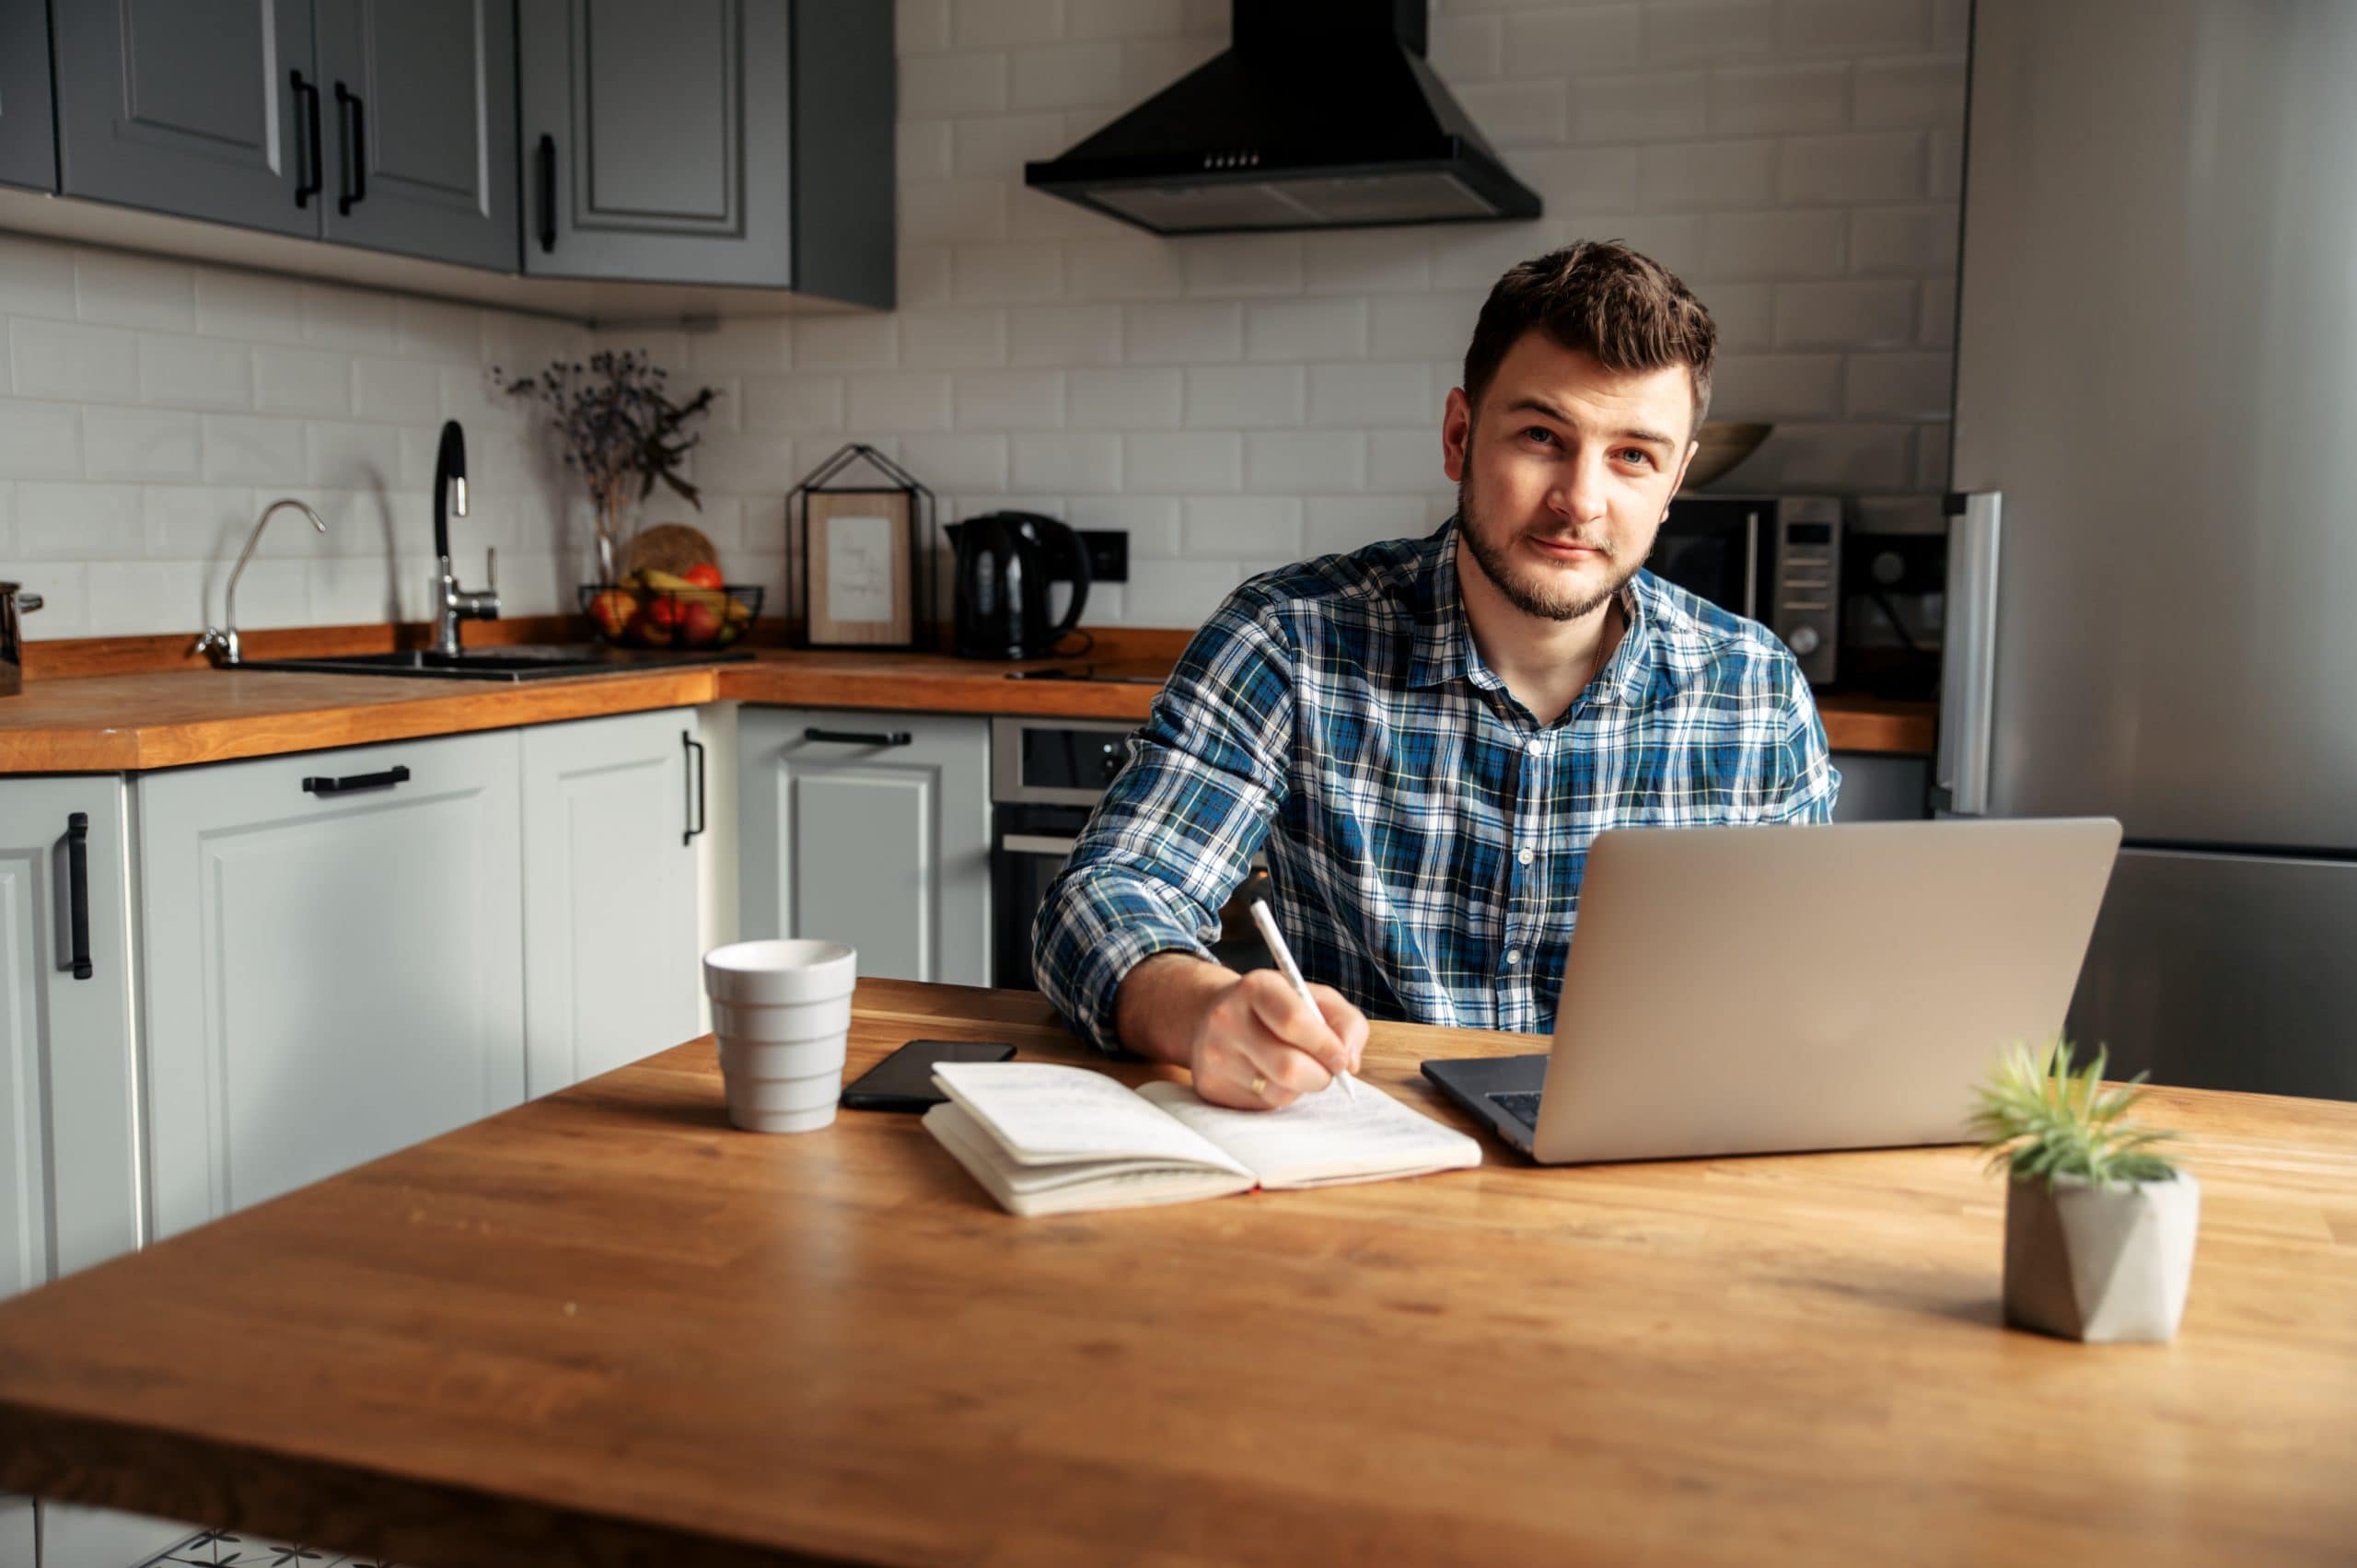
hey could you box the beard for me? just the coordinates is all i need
[1456,464,1647,624]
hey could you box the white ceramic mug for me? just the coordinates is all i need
[702,938,856,1132]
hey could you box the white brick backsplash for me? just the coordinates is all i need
[1504,8,1643,78]
[1245,298,1366,363]
[76,250,196,331]
[1784,0,1932,57]
[1308,363,1432,429]
[1010,304,1123,366]
[0,235,77,318]
[1369,428,1447,494]
[1850,205,1960,275]
[1918,276,1956,348]
[903,52,1009,115]
[306,422,406,489]
[897,0,950,52]
[1066,238,1187,301]
[692,433,797,495]
[0,399,83,479]
[1013,432,1122,492]
[1782,133,1925,204]
[849,372,955,432]
[1011,42,1126,110]
[1126,302,1241,364]
[17,482,141,559]
[1597,214,1710,282]
[956,369,1065,429]
[1705,281,1775,349]
[300,285,399,354]
[903,308,1011,369]
[393,298,482,362]
[1846,352,1952,419]
[1183,496,1300,557]
[1932,0,1968,52]
[198,413,302,483]
[686,318,792,374]
[900,121,954,183]
[1914,422,1951,489]
[351,355,442,422]
[1125,431,1239,492]
[1708,63,1850,135]
[1372,294,1484,361]
[1510,146,1640,212]
[1303,230,1432,296]
[952,114,1067,180]
[795,314,900,370]
[899,434,1010,491]
[0,561,88,636]
[87,407,200,481]
[0,482,13,556]
[954,0,1062,49]
[1737,423,1912,489]
[1702,209,1847,279]
[1069,366,1182,429]
[1854,56,1967,128]
[1454,80,1569,145]
[1185,365,1304,429]
[84,560,212,633]
[1119,36,1223,101]
[1928,126,1964,201]
[1571,71,1707,144]
[141,486,250,559]
[1063,494,1179,555]
[1069,0,1186,41]
[1123,556,1249,624]
[1643,2,1777,67]
[1712,354,1845,418]
[192,268,304,345]
[138,332,251,410]
[1182,237,1305,298]
[1246,430,1365,494]
[1637,139,1780,212]
[1774,280,1918,348]
[900,246,956,308]
[954,242,1066,303]
[10,319,138,401]
[1430,16,1503,82]
[1306,494,1441,556]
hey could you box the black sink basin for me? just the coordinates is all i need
[237,644,755,681]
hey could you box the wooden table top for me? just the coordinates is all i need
[0,981,2350,1566]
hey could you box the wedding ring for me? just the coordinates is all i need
[1250,1074,1268,1097]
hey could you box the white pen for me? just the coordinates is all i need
[1248,897,1360,1105]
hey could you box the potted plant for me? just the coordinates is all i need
[494,350,719,584]
[1969,1040,2200,1342]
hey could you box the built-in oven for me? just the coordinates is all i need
[990,716,1138,989]
[1651,494,1841,684]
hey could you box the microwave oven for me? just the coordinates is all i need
[1649,494,1840,684]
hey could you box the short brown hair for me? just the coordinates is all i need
[1462,240,1717,434]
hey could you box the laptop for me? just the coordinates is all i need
[1421,818,2123,1164]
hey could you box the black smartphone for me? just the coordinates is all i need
[840,1039,1016,1111]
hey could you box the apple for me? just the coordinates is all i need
[683,563,725,590]
[587,588,638,642]
[680,600,724,646]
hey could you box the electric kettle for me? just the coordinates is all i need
[946,511,1091,659]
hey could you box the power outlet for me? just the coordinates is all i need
[1078,529,1129,583]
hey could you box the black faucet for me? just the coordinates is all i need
[431,418,497,656]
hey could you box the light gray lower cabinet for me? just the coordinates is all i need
[137,731,526,1240]
[738,708,989,986]
[0,777,140,1303]
[520,710,703,1095]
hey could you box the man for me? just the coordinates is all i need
[1033,240,1840,1109]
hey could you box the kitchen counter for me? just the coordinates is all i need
[0,979,2350,1565]
[0,640,1938,772]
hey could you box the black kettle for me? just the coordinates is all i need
[946,511,1091,659]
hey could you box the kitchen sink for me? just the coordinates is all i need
[237,644,755,681]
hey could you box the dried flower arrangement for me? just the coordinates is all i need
[493,349,721,582]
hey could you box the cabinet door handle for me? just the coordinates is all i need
[334,82,366,214]
[303,764,411,796]
[291,71,322,207]
[683,730,706,846]
[64,812,93,981]
[803,727,911,748]
[537,134,557,252]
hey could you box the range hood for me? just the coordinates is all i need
[1023,0,1543,237]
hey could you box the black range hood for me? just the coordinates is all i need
[1023,0,1543,237]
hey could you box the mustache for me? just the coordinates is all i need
[1520,527,1612,557]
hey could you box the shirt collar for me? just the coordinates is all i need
[1407,515,1657,709]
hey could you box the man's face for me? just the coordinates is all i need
[1442,331,1700,622]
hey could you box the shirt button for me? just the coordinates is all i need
[1525,739,1544,759]
[1517,846,1535,865]
[1504,948,1521,967]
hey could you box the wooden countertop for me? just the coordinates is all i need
[0,980,2350,1566]
[0,645,1937,772]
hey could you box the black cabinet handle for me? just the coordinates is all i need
[303,764,410,796]
[683,730,706,846]
[537,134,557,252]
[334,82,366,214]
[64,812,92,981]
[803,726,912,747]
[291,71,321,208]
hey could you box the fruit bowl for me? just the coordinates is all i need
[579,583,762,650]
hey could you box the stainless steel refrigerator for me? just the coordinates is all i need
[1943,0,2357,1100]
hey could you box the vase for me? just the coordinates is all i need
[2003,1170,2200,1342]
[594,491,628,585]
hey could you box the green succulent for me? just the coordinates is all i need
[1968,1039,2181,1191]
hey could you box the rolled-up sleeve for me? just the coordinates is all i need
[1768,669,1841,824]
[1030,591,1295,1051]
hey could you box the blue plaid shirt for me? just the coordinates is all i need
[1032,519,1840,1050]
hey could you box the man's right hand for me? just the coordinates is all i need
[1115,955,1368,1110]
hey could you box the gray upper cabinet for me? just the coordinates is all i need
[519,0,893,305]
[316,0,519,271]
[52,0,319,237]
[0,0,57,191]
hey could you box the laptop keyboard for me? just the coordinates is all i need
[1488,1091,1544,1130]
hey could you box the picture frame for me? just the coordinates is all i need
[785,444,934,650]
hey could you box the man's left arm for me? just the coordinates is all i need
[1767,669,1841,823]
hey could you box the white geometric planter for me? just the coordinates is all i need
[2003,1170,2200,1342]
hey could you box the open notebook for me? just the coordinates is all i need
[923,1061,1482,1216]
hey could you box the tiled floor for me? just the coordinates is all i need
[135,1529,408,1568]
